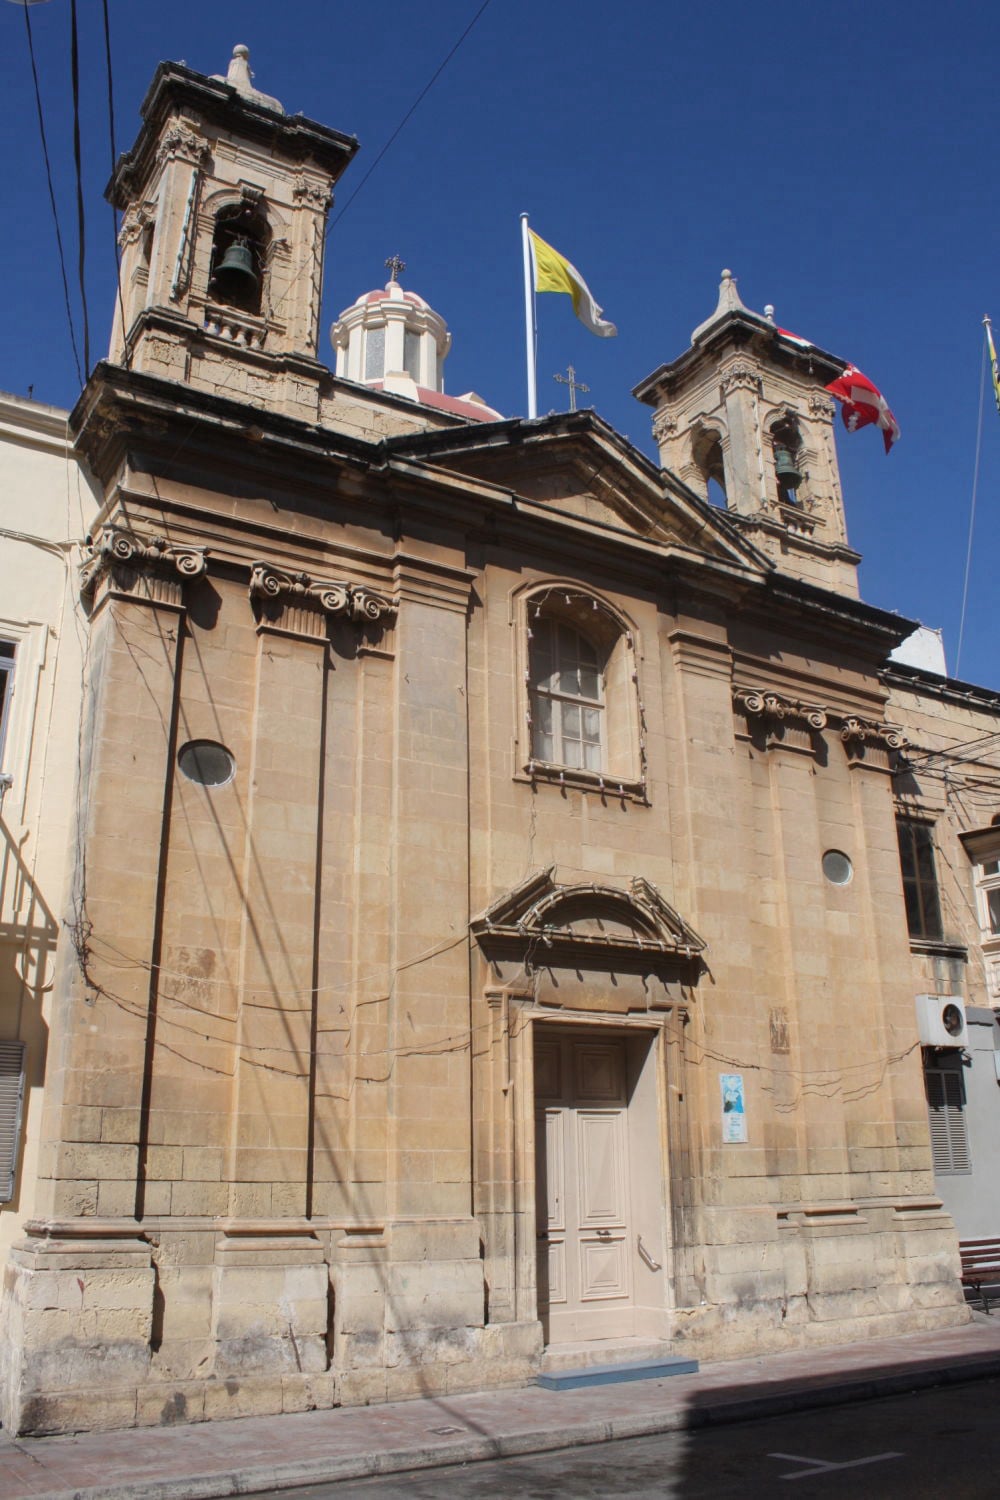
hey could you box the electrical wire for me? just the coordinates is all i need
[69,0,91,376]
[101,0,129,369]
[21,0,83,386]
[328,0,494,233]
[955,333,987,678]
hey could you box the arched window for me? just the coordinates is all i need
[772,417,805,507]
[208,203,270,316]
[529,616,604,771]
[691,426,727,506]
[520,589,644,796]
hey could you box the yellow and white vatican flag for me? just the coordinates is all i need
[521,215,616,418]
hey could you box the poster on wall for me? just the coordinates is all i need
[720,1073,747,1143]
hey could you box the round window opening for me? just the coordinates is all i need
[178,740,235,788]
[822,849,853,886]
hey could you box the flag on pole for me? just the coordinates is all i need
[985,317,1000,415]
[528,229,617,338]
[825,364,900,453]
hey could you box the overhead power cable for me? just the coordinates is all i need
[101,0,129,367]
[69,0,91,375]
[955,331,987,678]
[21,0,83,386]
[328,0,494,232]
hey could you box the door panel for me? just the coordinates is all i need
[535,1031,637,1341]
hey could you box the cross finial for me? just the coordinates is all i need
[553,364,589,413]
[385,255,406,283]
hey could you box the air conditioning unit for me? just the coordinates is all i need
[915,994,967,1049]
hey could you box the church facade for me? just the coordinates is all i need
[0,47,982,1435]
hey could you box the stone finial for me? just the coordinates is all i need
[227,44,253,91]
[691,269,752,344]
[212,44,284,114]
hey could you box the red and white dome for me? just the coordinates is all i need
[330,276,501,423]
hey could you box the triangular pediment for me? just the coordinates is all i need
[385,412,769,575]
[472,867,705,967]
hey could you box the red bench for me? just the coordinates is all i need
[959,1238,1000,1312]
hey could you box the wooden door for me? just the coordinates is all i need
[534,1031,636,1341]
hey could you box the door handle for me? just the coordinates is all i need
[637,1234,661,1271]
[596,1228,612,1239]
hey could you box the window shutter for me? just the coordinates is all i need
[925,1067,971,1175]
[0,1040,26,1202]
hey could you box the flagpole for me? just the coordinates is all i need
[520,213,537,419]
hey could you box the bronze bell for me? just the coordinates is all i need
[774,446,803,490]
[212,237,258,297]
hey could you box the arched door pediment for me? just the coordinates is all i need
[472,868,705,980]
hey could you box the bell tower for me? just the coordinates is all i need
[107,45,357,421]
[633,271,861,597]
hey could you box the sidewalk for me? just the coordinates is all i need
[3,1316,1000,1500]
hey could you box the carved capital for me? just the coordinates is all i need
[292,174,333,211]
[808,392,837,422]
[840,716,907,754]
[721,362,762,396]
[651,410,678,446]
[249,562,395,638]
[80,525,207,608]
[734,687,829,749]
[156,122,210,170]
[117,202,155,249]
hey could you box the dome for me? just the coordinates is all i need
[358,282,430,311]
[330,269,502,424]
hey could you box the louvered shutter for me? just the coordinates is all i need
[925,1067,971,1175]
[0,1041,26,1201]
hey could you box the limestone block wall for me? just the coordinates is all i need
[468,555,964,1364]
[0,426,968,1435]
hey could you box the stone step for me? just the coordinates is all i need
[536,1355,699,1391]
[540,1336,676,1373]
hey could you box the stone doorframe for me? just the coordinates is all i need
[471,869,707,1340]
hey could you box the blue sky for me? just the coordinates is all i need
[3,1,998,690]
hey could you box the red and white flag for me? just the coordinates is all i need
[825,365,900,453]
[777,327,815,350]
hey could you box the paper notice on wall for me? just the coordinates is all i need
[720,1073,747,1143]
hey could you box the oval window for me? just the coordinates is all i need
[178,740,235,788]
[822,849,853,886]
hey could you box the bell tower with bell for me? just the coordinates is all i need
[107,45,357,420]
[633,271,861,598]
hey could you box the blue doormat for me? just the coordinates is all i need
[536,1356,699,1391]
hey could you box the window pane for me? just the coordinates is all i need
[527,610,606,773]
[364,326,385,380]
[988,887,1000,936]
[896,818,943,940]
[533,728,554,761]
[578,664,600,701]
[983,859,1000,877]
[404,329,421,382]
[0,647,14,765]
